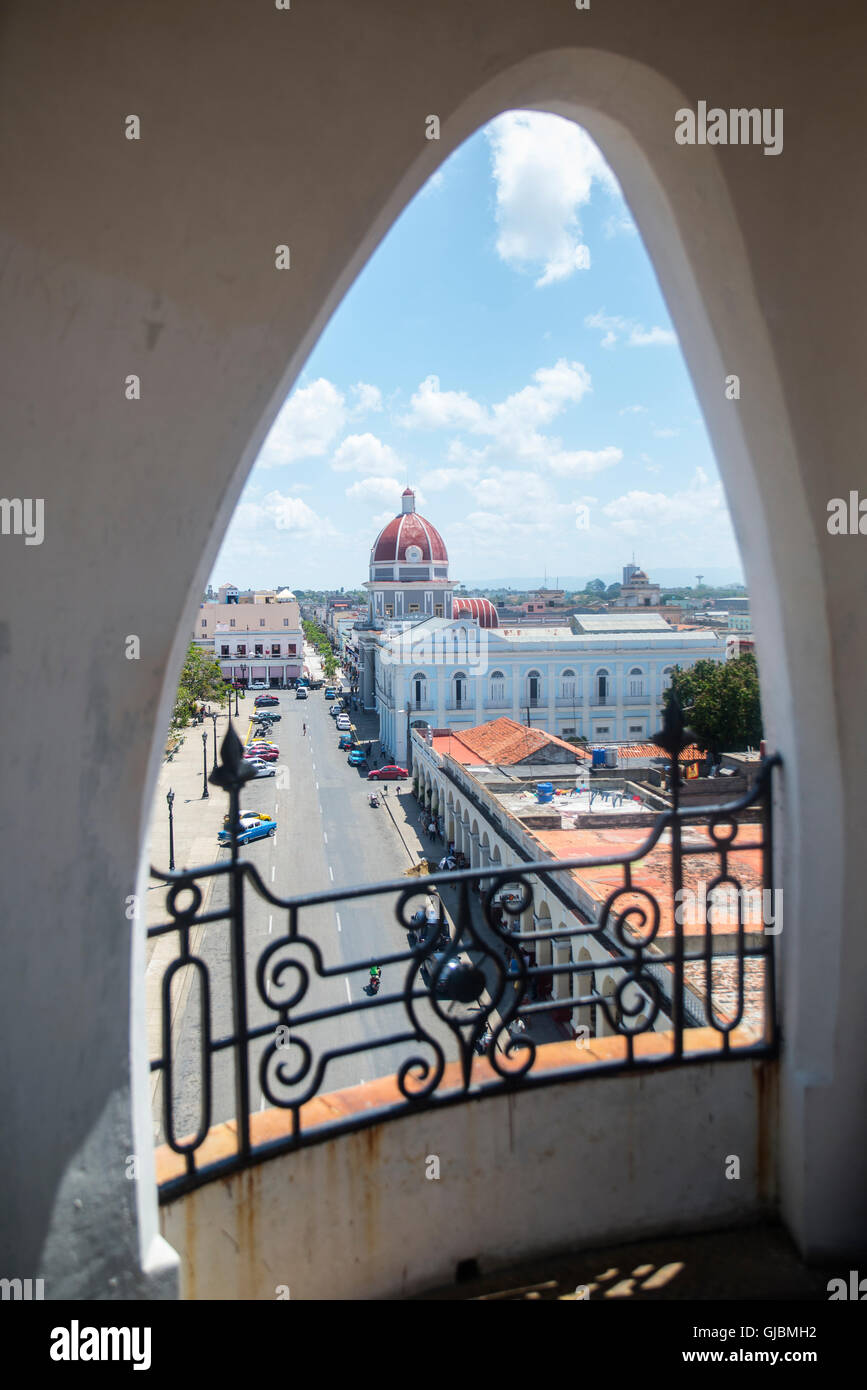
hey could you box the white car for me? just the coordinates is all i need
[250,680,267,689]
[336,717,351,730]
[247,758,276,777]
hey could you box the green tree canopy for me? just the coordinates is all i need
[171,644,230,729]
[663,653,763,755]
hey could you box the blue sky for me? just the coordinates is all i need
[210,111,744,590]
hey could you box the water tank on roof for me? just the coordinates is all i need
[604,748,618,768]
[536,781,554,802]
[591,748,606,767]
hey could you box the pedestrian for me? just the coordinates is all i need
[302,722,306,736]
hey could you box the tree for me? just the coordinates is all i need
[663,653,763,757]
[171,644,229,730]
[605,582,622,598]
[586,578,606,593]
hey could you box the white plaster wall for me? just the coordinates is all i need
[160,1058,773,1300]
[1,0,865,1291]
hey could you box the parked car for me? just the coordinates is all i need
[368,764,409,780]
[250,680,267,689]
[223,810,271,828]
[246,759,277,778]
[295,687,309,700]
[256,711,281,722]
[347,748,368,767]
[338,732,356,749]
[246,744,279,755]
[336,719,351,732]
[244,749,278,762]
[218,817,277,846]
[324,688,336,699]
[254,694,279,707]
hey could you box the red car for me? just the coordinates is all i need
[367,764,409,780]
[244,748,278,762]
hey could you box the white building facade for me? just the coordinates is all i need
[355,492,725,762]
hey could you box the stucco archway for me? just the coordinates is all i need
[2,8,861,1289]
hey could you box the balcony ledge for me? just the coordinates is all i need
[155,1026,763,1187]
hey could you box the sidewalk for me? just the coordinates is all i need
[144,705,248,1108]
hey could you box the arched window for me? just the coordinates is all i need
[526,669,542,705]
[595,668,609,703]
[452,671,468,708]
[662,666,674,691]
[489,669,505,703]
[411,672,427,708]
[628,666,645,697]
[561,668,576,699]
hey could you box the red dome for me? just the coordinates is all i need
[453,597,499,628]
[371,491,448,564]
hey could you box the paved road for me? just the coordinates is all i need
[159,683,463,1145]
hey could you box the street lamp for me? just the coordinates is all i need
[201,730,209,798]
[166,787,176,871]
[210,710,219,771]
[233,681,239,717]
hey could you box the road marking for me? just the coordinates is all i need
[335,912,341,933]
[329,865,334,881]
[271,866,276,882]
[323,831,328,844]
[345,977,351,1002]
[268,914,273,935]
[260,1095,266,1111]
[315,780,319,790]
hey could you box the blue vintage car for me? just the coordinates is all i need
[218,817,277,846]
[347,748,368,766]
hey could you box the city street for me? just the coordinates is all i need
[154,661,466,1145]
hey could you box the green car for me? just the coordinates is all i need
[347,748,368,767]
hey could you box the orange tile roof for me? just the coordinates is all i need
[526,822,763,938]
[616,742,705,762]
[433,717,591,767]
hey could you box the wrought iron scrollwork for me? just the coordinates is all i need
[148,713,780,1200]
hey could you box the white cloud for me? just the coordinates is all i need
[350,382,383,415]
[331,433,404,476]
[652,427,680,438]
[419,467,476,491]
[604,210,638,238]
[631,326,678,347]
[400,360,607,475]
[585,311,678,350]
[546,445,622,477]
[398,375,489,432]
[620,404,647,415]
[261,378,346,464]
[485,111,621,288]
[233,491,335,537]
[345,477,425,507]
[601,468,737,558]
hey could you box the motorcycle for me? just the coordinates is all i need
[367,971,381,995]
[368,791,380,808]
[474,1026,494,1056]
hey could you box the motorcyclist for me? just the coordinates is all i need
[369,965,381,980]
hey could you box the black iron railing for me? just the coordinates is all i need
[149,698,780,1201]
